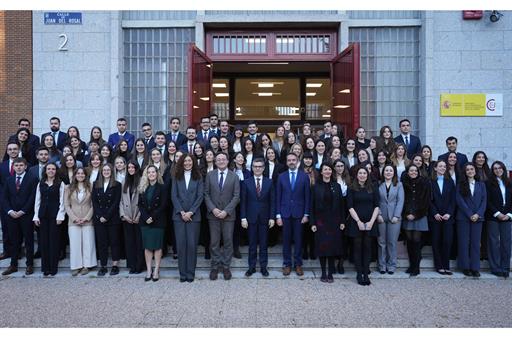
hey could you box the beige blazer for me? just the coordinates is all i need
[119,188,141,223]
[64,186,94,226]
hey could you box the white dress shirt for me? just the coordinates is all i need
[268,161,275,179]
[184,170,191,189]
[469,180,475,196]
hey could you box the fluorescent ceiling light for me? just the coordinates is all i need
[206,64,212,68]
[339,89,351,93]
[258,83,274,88]
[212,83,226,88]
[257,93,273,97]
[235,113,243,116]
[306,92,316,97]
[326,109,331,113]
[334,105,350,109]
[200,97,210,101]
[247,62,289,65]
[193,105,199,109]
[306,83,322,88]
[215,93,229,97]
[322,114,331,118]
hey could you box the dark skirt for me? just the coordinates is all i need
[141,225,164,250]
[314,218,343,257]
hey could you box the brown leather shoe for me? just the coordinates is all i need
[282,266,291,276]
[25,266,34,275]
[0,252,10,261]
[2,266,18,276]
[295,266,304,276]
[209,269,218,280]
[223,268,232,280]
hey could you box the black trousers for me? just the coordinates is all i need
[95,223,121,267]
[430,220,454,270]
[1,210,12,256]
[39,216,60,274]
[319,256,335,276]
[59,215,69,257]
[7,214,33,268]
[199,203,210,256]
[302,222,315,259]
[353,233,372,274]
[123,221,144,272]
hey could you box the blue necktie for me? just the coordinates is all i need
[290,171,296,191]
[405,135,409,147]
[219,171,224,191]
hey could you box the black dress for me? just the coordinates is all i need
[310,181,346,257]
[346,185,380,237]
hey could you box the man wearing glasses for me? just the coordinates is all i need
[141,122,156,150]
[240,158,275,277]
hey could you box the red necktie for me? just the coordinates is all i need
[256,178,261,197]
[10,162,14,176]
[189,144,193,154]
[16,176,21,191]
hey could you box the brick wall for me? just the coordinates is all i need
[0,11,33,155]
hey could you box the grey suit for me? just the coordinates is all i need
[171,176,204,281]
[204,169,240,269]
[377,181,405,272]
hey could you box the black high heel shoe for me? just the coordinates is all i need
[144,270,152,282]
[152,269,160,282]
[356,273,365,286]
[363,273,371,285]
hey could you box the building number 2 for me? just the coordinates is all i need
[58,34,68,51]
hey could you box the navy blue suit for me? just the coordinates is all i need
[394,134,422,159]
[240,176,275,270]
[2,172,37,268]
[41,131,68,151]
[166,131,187,148]
[276,169,311,268]
[438,152,469,171]
[143,136,156,151]
[456,181,487,271]
[0,160,14,256]
[429,177,456,270]
[108,132,135,152]
[179,140,197,154]
[197,130,214,147]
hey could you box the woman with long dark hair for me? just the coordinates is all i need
[92,163,122,276]
[333,159,350,274]
[171,153,204,282]
[379,125,396,155]
[33,163,66,276]
[120,160,144,274]
[88,126,106,147]
[346,165,380,285]
[456,162,487,277]
[485,161,511,278]
[473,151,491,182]
[310,162,346,283]
[131,138,150,170]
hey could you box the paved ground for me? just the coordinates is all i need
[1,270,511,328]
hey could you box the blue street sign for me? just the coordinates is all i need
[44,12,82,25]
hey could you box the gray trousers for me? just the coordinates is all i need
[209,219,235,270]
[173,221,200,280]
[487,220,512,273]
[377,221,401,271]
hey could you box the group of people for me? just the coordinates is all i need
[0,115,511,286]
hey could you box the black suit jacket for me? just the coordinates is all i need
[240,176,275,224]
[394,134,422,159]
[92,182,122,225]
[166,131,187,147]
[138,183,168,228]
[2,172,37,215]
[429,177,456,221]
[41,131,68,151]
[0,160,13,197]
[264,161,286,184]
[438,152,469,171]
[485,180,512,221]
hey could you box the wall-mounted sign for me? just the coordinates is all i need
[44,12,82,25]
[440,93,503,117]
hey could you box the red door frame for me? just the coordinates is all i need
[330,43,360,138]
[187,43,213,127]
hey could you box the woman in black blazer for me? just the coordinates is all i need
[485,161,512,278]
[138,165,168,282]
[92,163,122,276]
[346,165,380,285]
[429,160,456,275]
[263,147,285,184]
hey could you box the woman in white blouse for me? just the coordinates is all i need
[390,143,410,180]
[64,167,96,276]
[86,152,102,185]
[114,156,127,185]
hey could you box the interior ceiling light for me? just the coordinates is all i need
[334,105,350,109]
[306,83,322,88]
[306,92,316,97]
[339,89,351,93]
[215,93,229,97]
[200,97,210,101]
[247,62,289,65]
[252,92,282,97]
[212,83,227,88]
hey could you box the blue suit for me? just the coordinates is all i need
[438,152,469,171]
[276,169,311,268]
[394,134,422,159]
[456,181,487,271]
[0,160,14,256]
[107,132,135,152]
[429,177,456,270]
[197,130,215,147]
[240,176,275,270]
[165,131,187,148]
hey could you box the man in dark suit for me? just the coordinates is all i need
[319,120,333,150]
[437,136,469,170]
[41,116,68,151]
[209,113,220,137]
[276,152,311,276]
[8,118,40,151]
[166,117,187,147]
[204,152,240,281]
[153,131,167,155]
[394,119,422,159]
[0,141,20,261]
[141,122,156,150]
[108,117,135,152]
[240,158,275,277]
[218,120,233,143]
[1,158,37,276]
[196,116,214,147]
[244,121,262,145]
[179,127,198,154]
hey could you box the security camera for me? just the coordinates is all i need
[490,10,503,23]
